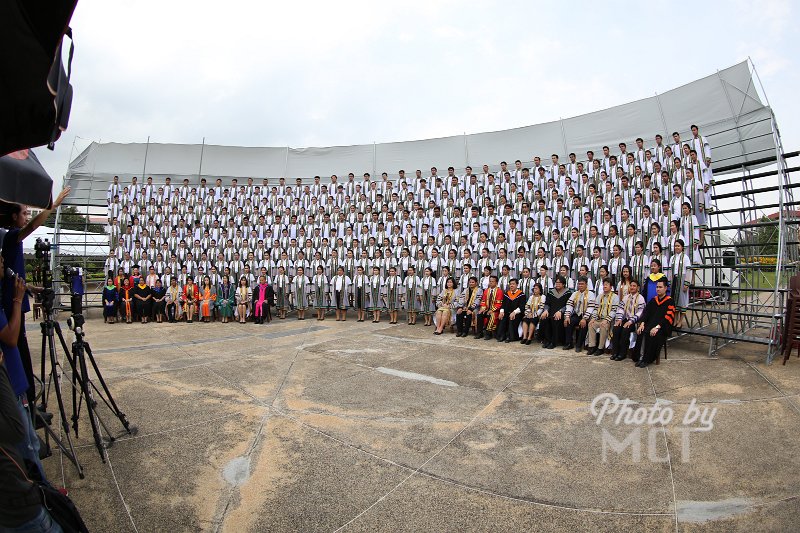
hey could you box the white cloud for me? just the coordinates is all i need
[32,0,800,185]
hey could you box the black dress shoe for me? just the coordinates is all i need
[505,339,512,343]
[586,347,596,356]
[520,339,527,344]
[526,339,532,345]
[545,343,554,349]
[575,345,582,353]
[563,344,573,350]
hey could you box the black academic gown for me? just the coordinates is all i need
[497,290,525,341]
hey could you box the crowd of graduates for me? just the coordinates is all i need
[101,127,712,364]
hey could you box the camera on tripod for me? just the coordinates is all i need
[36,239,132,476]
[61,264,84,331]
[34,237,51,258]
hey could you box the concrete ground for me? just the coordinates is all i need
[34,311,800,533]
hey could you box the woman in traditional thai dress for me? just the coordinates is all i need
[629,241,650,287]
[521,283,544,345]
[332,266,352,322]
[183,276,200,323]
[290,266,311,320]
[166,278,182,323]
[419,267,437,327]
[646,223,667,261]
[235,276,252,324]
[433,277,457,335]
[217,275,235,323]
[367,266,384,323]
[680,201,702,263]
[607,244,625,287]
[403,266,422,325]
[670,238,693,328]
[352,265,370,322]
[311,266,331,321]
[381,267,401,324]
[666,220,681,273]
[593,265,609,295]
[616,265,633,302]
[273,266,291,319]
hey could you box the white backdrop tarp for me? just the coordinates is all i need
[66,61,775,205]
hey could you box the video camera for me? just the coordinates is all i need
[60,264,84,330]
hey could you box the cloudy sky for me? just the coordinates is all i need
[35,0,798,185]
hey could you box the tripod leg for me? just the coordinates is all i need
[84,342,130,433]
[36,407,84,479]
[76,340,107,462]
[42,321,85,477]
[51,322,81,436]
[39,322,49,413]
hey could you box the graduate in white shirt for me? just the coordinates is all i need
[332,266,353,322]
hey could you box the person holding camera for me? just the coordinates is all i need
[0,188,71,415]
[0,255,46,482]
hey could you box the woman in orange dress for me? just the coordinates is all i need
[199,275,217,322]
[120,278,134,324]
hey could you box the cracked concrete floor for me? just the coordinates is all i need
[35,313,800,532]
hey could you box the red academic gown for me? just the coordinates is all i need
[183,284,200,307]
[479,286,504,331]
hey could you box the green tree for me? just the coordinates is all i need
[44,206,105,233]
[737,216,779,257]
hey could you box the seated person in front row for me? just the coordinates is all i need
[540,275,572,349]
[182,276,199,323]
[562,275,595,352]
[610,279,645,361]
[474,275,503,340]
[633,279,675,368]
[586,277,620,356]
[455,276,482,338]
[495,278,525,343]
[520,282,544,345]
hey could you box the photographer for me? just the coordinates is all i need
[0,351,58,532]
[0,187,70,412]
[0,255,46,481]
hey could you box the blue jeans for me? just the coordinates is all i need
[16,396,45,481]
[0,507,63,533]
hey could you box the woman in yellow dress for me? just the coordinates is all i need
[433,277,457,335]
